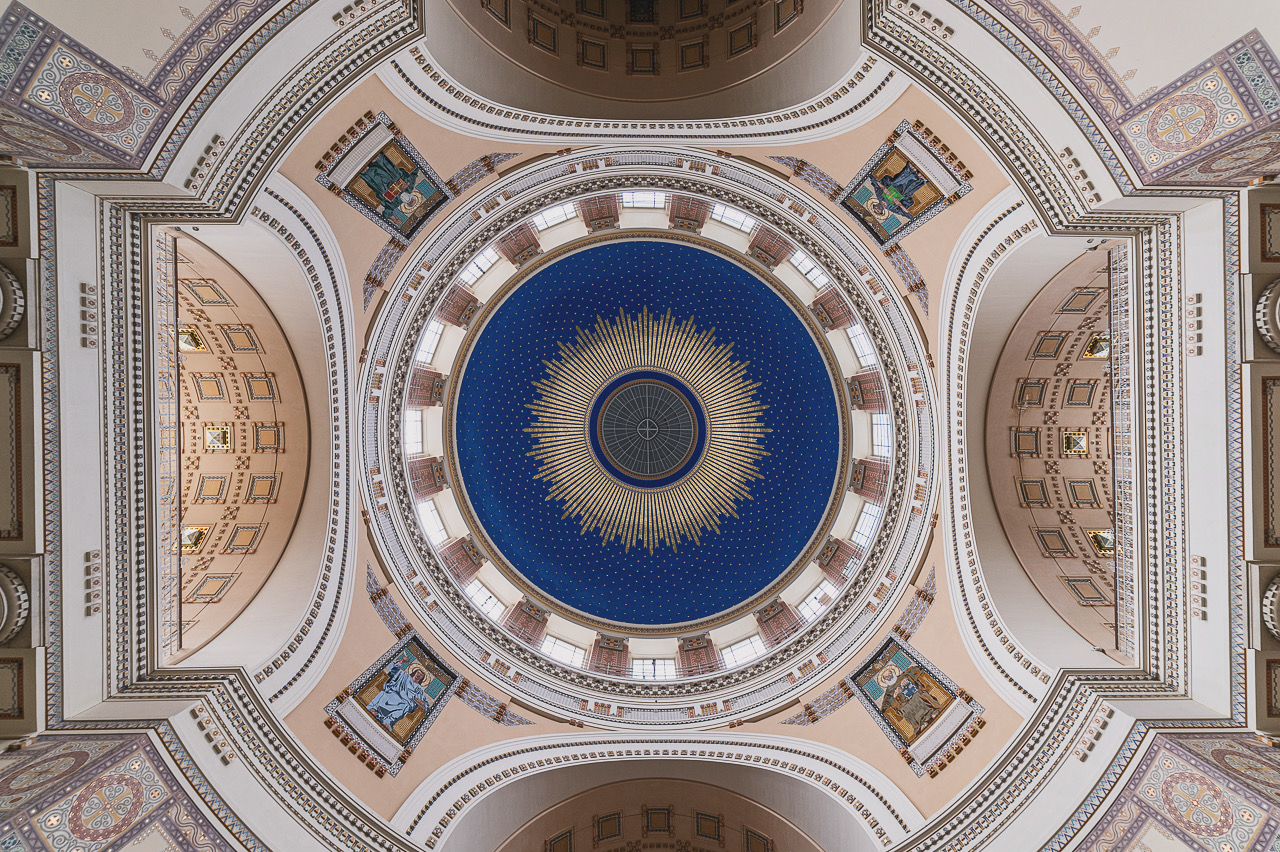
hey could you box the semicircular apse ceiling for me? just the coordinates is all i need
[449,237,845,628]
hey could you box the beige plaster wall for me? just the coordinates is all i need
[282,535,577,819]
[742,536,1025,817]
[275,75,560,342]
[724,83,1015,364]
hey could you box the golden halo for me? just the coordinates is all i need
[525,307,770,553]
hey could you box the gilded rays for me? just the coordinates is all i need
[526,308,770,553]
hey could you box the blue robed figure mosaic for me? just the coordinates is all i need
[364,648,447,730]
[325,633,459,776]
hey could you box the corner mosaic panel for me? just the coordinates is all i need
[1076,734,1280,852]
[0,733,236,850]
[982,3,1280,184]
[847,635,982,776]
[324,632,460,776]
[315,112,453,245]
[836,120,972,248]
[0,0,277,168]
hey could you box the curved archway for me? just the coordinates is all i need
[984,239,1128,661]
[394,733,923,850]
[415,0,865,119]
[496,778,823,851]
[938,195,1131,701]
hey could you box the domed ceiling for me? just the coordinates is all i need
[450,237,845,628]
[8,0,1274,849]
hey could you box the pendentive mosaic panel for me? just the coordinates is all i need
[315,111,453,244]
[847,634,983,776]
[324,632,460,776]
[363,565,533,726]
[836,120,972,248]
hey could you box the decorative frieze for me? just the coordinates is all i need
[678,634,721,676]
[812,284,855,330]
[756,598,803,646]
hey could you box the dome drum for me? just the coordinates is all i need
[364,149,938,724]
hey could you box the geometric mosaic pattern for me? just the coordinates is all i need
[987,3,1280,185]
[366,563,412,638]
[0,733,235,850]
[767,156,844,199]
[0,0,277,168]
[453,680,534,727]
[1076,733,1280,852]
[892,568,936,641]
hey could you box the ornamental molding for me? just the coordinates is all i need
[1255,276,1280,356]
[0,263,24,342]
[25,1,1240,852]
[0,562,30,645]
[377,45,910,144]
[394,732,927,849]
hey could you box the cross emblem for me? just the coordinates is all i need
[637,418,659,440]
[81,785,135,827]
[13,758,72,789]
[73,83,126,125]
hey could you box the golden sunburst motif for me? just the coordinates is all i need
[526,308,771,553]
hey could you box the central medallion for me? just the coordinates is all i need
[527,310,768,553]
[596,375,701,481]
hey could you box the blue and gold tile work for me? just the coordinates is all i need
[452,239,842,627]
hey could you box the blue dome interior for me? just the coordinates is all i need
[453,239,842,626]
